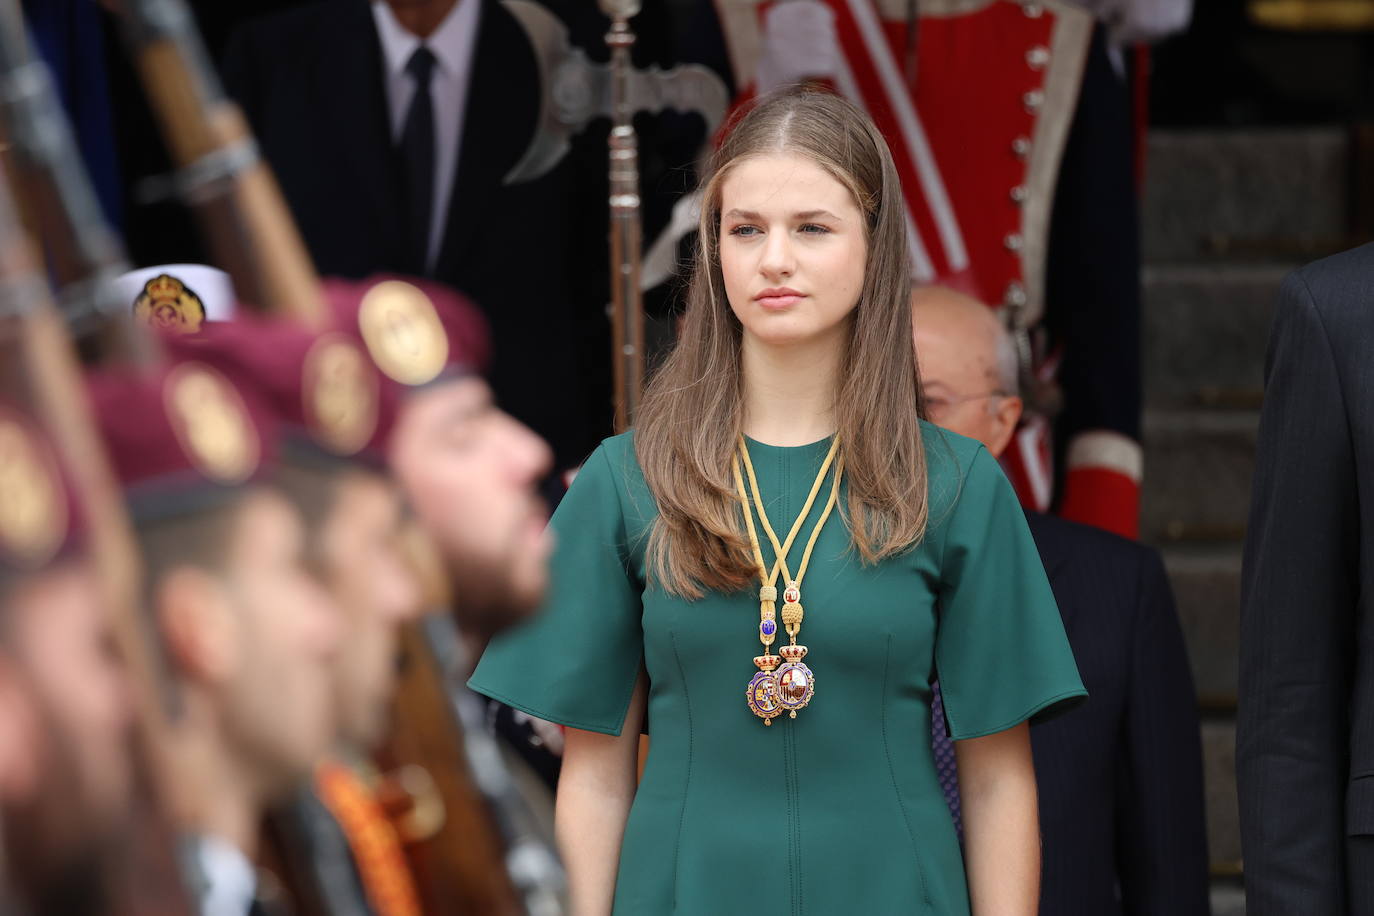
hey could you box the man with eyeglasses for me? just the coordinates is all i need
[912,284,1209,916]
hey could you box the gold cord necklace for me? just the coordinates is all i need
[731,435,844,725]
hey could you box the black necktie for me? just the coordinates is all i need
[399,45,437,275]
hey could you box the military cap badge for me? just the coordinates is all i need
[303,334,379,456]
[163,363,260,483]
[357,280,450,386]
[0,409,67,568]
[133,273,207,334]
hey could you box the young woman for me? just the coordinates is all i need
[470,88,1086,915]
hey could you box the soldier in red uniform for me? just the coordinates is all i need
[707,0,1145,537]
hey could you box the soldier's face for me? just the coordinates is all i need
[387,377,554,639]
[1,561,133,881]
[316,472,422,750]
[220,490,341,793]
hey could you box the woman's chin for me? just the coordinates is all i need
[743,320,832,349]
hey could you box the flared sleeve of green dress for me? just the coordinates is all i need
[933,443,1088,741]
[468,439,645,736]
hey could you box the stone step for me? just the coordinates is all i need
[1141,409,1259,544]
[1203,719,1242,873]
[1163,545,1242,708]
[1143,264,1288,408]
[1144,128,1350,263]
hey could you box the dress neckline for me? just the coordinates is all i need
[741,433,836,455]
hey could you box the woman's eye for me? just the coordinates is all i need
[799,223,830,235]
[728,225,761,237]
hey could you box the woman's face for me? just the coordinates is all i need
[719,153,867,348]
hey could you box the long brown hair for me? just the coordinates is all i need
[635,87,929,598]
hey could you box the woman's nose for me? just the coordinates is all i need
[759,229,796,278]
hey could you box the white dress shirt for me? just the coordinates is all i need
[193,834,257,916]
[1062,0,1193,45]
[371,0,483,271]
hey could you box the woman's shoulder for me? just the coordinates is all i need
[595,429,637,464]
[566,431,656,529]
[581,430,643,487]
[918,421,1015,534]
[920,418,986,484]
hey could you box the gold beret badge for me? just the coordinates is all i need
[357,280,449,386]
[0,410,67,569]
[303,334,379,456]
[164,363,259,483]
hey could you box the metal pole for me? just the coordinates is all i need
[601,0,645,433]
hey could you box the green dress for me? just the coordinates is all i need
[470,423,1086,915]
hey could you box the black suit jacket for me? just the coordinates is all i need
[221,0,699,472]
[1026,512,1210,916]
[1238,243,1374,914]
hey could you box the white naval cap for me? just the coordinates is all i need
[112,264,236,334]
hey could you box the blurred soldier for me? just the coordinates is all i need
[87,358,342,916]
[0,403,134,916]
[184,281,557,911]
[326,276,554,643]
[913,285,1210,915]
[178,314,428,916]
[172,315,421,751]
[327,275,566,911]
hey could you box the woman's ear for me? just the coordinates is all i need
[156,568,241,685]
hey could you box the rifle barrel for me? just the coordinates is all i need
[0,0,134,340]
[0,135,194,916]
[119,0,323,325]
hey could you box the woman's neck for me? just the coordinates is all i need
[741,327,844,446]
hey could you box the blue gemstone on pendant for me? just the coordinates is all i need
[760,619,777,637]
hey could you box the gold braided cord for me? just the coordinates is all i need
[793,454,844,585]
[731,453,774,586]
[737,435,841,587]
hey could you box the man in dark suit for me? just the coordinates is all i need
[913,285,1210,915]
[221,0,704,475]
[1236,243,1374,913]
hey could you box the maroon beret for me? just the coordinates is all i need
[0,399,83,573]
[86,360,277,520]
[322,275,491,388]
[168,313,398,467]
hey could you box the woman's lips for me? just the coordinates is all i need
[755,288,806,310]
